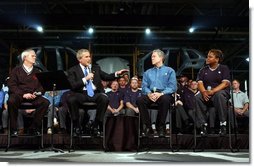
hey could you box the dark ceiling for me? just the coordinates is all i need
[0,0,249,83]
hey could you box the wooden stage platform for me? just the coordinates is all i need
[0,133,249,151]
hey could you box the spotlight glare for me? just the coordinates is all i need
[36,26,43,33]
[189,27,195,33]
[145,28,151,35]
[88,27,94,34]
[246,58,249,62]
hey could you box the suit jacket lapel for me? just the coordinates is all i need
[77,65,85,78]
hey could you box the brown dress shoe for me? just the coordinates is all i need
[3,128,8,135]
[18,128,24,135]
[153,129,158,137]
[165,128,170,136]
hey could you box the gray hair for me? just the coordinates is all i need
[152,49,165,62]
[153,49,165,57]
[76,49,90,60]
[21,49,35,61]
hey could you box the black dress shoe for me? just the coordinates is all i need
[200,124,208,136]
[165,128,170,136]
[219,125,227,136]
[141,124,152,137]
[58,128,67,134]
[85,121,94,133]
[11,130,18,137]
[3,128,8,135]
[31,129,41,136]
[93,128,101,137]
[209,128,216,134]
[72,128,81,137]
[153,129,158,137]
[157,126,165,137]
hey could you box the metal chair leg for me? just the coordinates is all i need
[228,102,239,152]
[170,105,179,152]
[69,119,74,152]
[193,98,204,152]
[137,113,140,152]
[193,109,197,151]
[103,117,106,150]
[5,118,11,152]
[41,119,44,149]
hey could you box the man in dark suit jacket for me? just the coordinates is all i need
[67,49,128,136]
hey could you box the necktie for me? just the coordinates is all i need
[84,67,94,97]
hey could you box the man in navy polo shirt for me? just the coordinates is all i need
[195,49,230,136]
[124,77,142,116]
[106,80,125,117]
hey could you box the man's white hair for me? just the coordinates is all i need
[21,49,35,61]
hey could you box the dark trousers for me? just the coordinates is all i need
[7,94,49,130]
[195,90,229,126]
[137,94,171,128]
[175,105,189,129]
[67,92,108,128]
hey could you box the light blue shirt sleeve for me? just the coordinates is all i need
[4,93,9,104]
[162,68,177,95]
[142,71,152,95]
[0,90,4,108]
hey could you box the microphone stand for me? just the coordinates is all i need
[41,84,64,153]
[35,70,71,153]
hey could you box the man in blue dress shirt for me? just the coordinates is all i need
[137,49,177,137]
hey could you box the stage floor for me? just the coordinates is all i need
[0,150,249,163]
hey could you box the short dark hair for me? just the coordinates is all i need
[209,49,224,63]
[232,79,240,84]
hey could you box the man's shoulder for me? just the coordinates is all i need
[92,64,99,68]
[91,64,100,71]
[145,67,154,73]
[11,65,22,71]
[238,91,247,95]
[219,64,229,70]
[68,64,80,71]
[9,65,22,75]
[33,66,43,72]
[162,65,175,72]
[200,65,209,71]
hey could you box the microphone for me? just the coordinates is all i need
[88,64,92,73]
[34,92,42,96]
[88,64,94,81]
[88,64,95,74]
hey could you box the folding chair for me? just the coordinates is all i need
[5,102,44,152]
[138,93,178,152]
[69,102,97,152]
[193,101,239,152]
